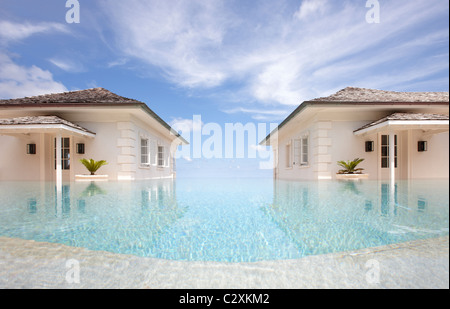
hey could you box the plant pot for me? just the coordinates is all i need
[75,175,109,182]
[335,173,369,180]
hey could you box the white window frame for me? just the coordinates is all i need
[381,134,397,169]
[54,137,71,170]
[157,145,165,167]
[293,133,309,167]
[140,138,150,166]
[301,135,309,166]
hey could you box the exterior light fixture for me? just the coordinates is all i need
[418,141,427,152]
[76,143,85,154]
[27,144,36,155]
[365,141,374,152]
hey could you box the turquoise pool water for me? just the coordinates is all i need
[0,178,448,262]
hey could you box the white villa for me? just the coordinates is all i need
[261,87,449,181]
[0,88,188,182]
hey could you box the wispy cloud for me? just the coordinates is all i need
[222,107,291,121]
[48,57,86,73]
[294,0,328,20]
[99,0,232,88]
[98,0,448,114]
[0,20,69,44]
[107,58,129,68]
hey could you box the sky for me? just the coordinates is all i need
[0,0,448,178]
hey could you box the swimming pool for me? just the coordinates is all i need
[0,178,448,262]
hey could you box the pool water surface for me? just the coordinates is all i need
[0,178,448,262]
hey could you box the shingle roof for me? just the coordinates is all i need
[311,87,449,103]
[354,113,450,133]
[0,88,143,105]
[0,87,189,144]
[0,116,96,135]
[260,87,449,145]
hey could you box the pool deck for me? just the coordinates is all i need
[0,236,448,289]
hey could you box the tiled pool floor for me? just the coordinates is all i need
[0,236,448,289]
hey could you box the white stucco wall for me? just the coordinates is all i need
[0,134,40,181]
[410,130,449,179]
[0,111,177,182]
[275,108,449,181]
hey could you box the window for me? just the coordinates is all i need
[141,138,149,165]
[381,135,397,169]
[54,138,70,170]
[293,135,309,166]
[301,136,309,165]
[158,146,165,167]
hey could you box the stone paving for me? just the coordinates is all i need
[0,236,448,289]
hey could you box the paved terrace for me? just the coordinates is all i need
[0,236,448,289]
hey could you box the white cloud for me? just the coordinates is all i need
[294,0,328,20]
[170,117,204,134]
[100,0,231,88]
[107,58,129,68]
[98,0,448,113]
[0,20,69,44]
[222,107,291,121]
[0,53,67,99]
[48,58,86,73]
[0,20,69,99]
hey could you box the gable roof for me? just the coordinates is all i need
[0,88,142,106]
[311,87,449,103]
[260,87,449,145]
[0,88,188,144]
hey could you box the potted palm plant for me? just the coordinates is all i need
[76,159,109,181]
[336,158,368,180]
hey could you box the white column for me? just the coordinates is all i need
[39,133,46,181]
[389,132,396,207]
[56,133,62,190]
[389,132,396,184]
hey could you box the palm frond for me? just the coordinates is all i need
[337,158,365,174]
[80,159,108,175]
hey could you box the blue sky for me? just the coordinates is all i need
[0,0,448,177]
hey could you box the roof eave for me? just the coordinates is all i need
[0,103,189,145]
[0,124,96,138]
[260,100,449,145]
[354,119,450,136]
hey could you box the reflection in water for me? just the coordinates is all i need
[77,199,86,213]
[0,179,184,256]
[0,178,447,261]
[418,198,427,213]
[268,180,449,257]
[338,180,361,195]
[81,182,107,197]
[27,198,37,214]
